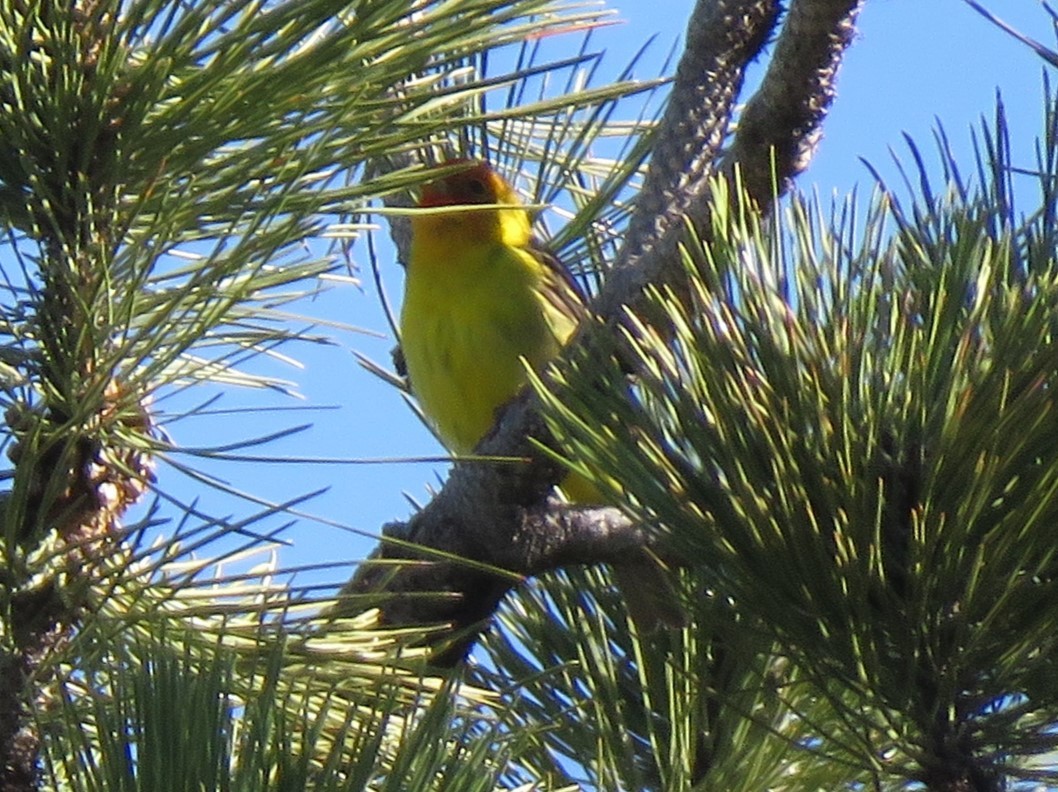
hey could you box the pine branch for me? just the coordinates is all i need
[612,0,780,275]
[0,3,155,785]
[347,0,864,662]
[722,0,864,204]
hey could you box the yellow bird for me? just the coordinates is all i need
[400,159,681,631]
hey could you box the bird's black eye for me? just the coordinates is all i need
[466,177,487,197]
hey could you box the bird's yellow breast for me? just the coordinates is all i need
[401,239,575,454]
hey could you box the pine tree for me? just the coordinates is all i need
[6,1,1056,791]
[0,0,667,788]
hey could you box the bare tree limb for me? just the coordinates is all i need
[722,0,864,204]
[612,0,780,274]
[346,0,864,663]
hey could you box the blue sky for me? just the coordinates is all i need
[132,0,1054,587]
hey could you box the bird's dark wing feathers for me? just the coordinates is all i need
[527,236,589,325]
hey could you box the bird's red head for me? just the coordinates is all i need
[418,159,516,208]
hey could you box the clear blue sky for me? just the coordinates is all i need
[138,0,1050,588]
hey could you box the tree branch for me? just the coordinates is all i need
[346,0,864,662]
[722,0,864,204]
[611,0,780,276]
[1,3,156,785]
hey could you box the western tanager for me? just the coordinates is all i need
[400,159,681,631]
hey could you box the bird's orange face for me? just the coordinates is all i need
[418,159,508,208]
[412,160,530,251]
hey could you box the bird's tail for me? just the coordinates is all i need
[611,554,686,633]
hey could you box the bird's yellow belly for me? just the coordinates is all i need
[402,274,562,455]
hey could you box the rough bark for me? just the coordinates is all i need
[721,0,864,204]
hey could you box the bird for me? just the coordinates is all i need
[399,158,683,632]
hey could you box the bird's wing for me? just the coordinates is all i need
[527,236,590,328]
